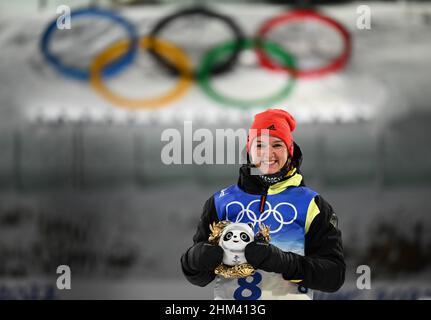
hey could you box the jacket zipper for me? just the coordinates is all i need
[259,185,269,213]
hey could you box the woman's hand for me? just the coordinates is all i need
[244,240,271,269]
[189,241,224,272]
[245,240,293,274]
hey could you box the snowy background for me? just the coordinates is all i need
[0,0,430,299]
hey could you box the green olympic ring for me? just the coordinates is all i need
[197,39,297,109]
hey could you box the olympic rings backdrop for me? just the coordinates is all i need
[40,6,352,111]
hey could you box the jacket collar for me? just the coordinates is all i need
[267,171,303,195]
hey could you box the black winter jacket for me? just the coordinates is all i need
[181,142,345,293]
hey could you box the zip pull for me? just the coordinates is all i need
[259,194,267,213]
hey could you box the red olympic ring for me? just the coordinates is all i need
[256,9,352,78]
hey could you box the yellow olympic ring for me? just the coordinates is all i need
[90,37,193,109]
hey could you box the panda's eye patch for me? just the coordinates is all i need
[223,232,233,241]
[240,232,250,242]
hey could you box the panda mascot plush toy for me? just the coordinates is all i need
[219,222,255,266]
[208,221,270,278]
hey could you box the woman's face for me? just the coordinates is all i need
[250,135,289,175]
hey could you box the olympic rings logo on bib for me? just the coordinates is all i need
[40,6,351,109]
[226,200,298,234]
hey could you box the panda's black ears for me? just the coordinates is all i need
[247,222,254,230]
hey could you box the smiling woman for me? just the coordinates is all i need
[180,108,346,300]
[250,136,289,174]
[247,109,295,177]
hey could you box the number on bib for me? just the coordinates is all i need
[233,272,262,300]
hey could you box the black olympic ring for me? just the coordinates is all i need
[147,6,245,78]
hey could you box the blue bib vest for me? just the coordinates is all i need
[214,184,318,255]
[213,183,319,300]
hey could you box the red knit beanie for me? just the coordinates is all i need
[247,109,296,156]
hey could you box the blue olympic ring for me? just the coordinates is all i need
[40,7,138,81]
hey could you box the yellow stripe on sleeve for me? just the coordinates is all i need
[305,197,320,234]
